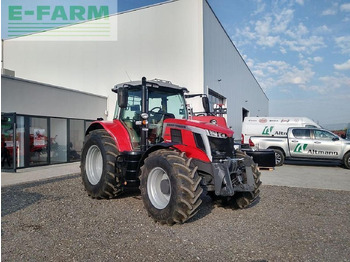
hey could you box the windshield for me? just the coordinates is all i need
[114,87,187,149]
[115,87,187,121]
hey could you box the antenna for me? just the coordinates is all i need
[125,71,132,81]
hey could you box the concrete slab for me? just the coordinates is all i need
[261,161,350,191]
[1,162,80,187]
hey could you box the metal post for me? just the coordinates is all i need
[13,123,16,172]
[140,77,148,151]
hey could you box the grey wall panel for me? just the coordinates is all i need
[203,1,268,138]
[2,0,204,120]
[1,76,107,120]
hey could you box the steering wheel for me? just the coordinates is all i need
[150,106,163,113]
[149,107,164,123]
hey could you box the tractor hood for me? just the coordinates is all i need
[164,118,234,137]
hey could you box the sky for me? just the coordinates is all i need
[118,0,350,128]
[206,0,350,128]
[2,0,350,127]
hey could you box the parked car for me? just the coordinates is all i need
[249,127,350,169]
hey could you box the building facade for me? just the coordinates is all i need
[1,0,268,170]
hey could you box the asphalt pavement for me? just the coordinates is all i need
[261,161,350,191]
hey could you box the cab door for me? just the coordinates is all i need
[289,129,315,158]
[311,129,342,159]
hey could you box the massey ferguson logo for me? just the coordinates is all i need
[294,143,308,153]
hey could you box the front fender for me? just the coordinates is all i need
[86,120,133,152]
[172,144,210,162]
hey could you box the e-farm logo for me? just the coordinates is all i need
[262,126,274,135]
[4,0,118,41]
[294,143,308,153]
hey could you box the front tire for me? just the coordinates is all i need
[207,151,261,209]
[140,149,203,225]
[343,152,350,169]
[81,129,122,199]
[230,152,262,209]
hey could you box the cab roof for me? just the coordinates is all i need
[112,79,188,93]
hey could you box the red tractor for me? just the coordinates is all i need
[81,77,274,224]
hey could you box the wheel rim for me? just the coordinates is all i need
[147,167,171,209]
[275,152,282,165]
[85,145,103,185]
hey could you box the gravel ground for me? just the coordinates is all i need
[2,174,350,262]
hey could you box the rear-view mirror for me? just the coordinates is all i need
[118,87,128,108]
[202,96,210,114]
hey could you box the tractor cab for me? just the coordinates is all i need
[113,78,188,149]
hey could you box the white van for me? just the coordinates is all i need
[241,117,320,144]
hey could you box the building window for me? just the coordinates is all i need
[208,89,226,112]
[51,118,67,164]
[2,113,94,171]
[29,117,48,166]
[69,119,84,161]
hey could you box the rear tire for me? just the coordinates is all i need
[140,149,203,225]
[273,149,284,166]
[81,129,122,199]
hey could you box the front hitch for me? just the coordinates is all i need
[212,157,256,197]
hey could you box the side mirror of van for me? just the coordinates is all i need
[118,87,128,108]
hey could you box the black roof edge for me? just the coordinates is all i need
[112,79,189,93]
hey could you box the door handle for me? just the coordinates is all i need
[291,140,298,143]
[314,141,321,144]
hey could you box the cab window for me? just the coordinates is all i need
[292,129,311,138]
[313,130,337,140]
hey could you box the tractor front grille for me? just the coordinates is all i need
[208,136,234,160]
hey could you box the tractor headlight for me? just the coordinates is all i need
[206,130,227,138]
[141,113,149,119]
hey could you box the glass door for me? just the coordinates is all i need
[1,113,16,170]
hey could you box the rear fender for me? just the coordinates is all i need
[86,120,133,152]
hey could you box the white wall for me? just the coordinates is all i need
[203,1,268,139]
[1,76,107,120]
[3,0,204,120]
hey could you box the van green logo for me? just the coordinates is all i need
[294,143,308,153]
[262,126,274,135]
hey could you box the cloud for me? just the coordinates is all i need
[272,8,294,33]
[253,0,266,15]
[315,25,331,34]
[250,60,315,91]
[340,3,350,12]
[233,8,326,55]
[295,0,304,6]
[283,35,326,53]
[321,3,338,16]
[309,75,350,94]
[313,56,323,63]
[335,36,350,54]
[334,59,350,70]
